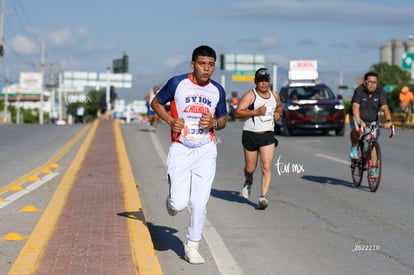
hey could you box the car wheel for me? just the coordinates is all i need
[335,126,345,136]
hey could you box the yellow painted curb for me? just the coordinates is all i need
[8,121,98,275]
[114,120,163,275]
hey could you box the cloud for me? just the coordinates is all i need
[165,55,187,68]
[214,1,414,26]
[259,36,280,49]
[48,27,73,46]
[8,34,39,55]
[298,39,315,46]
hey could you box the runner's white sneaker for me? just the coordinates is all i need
[258,196,269,210]
[185,241,205,264]
[166,197,177,216]
[241,181,252,199]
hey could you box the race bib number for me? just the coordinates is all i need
[260,106,273,122]
[182,119,207,142]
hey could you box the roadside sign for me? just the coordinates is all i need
[232,70,255,82]
[289,60,317,70]
[401,52,414,70]
[384,85,396,93]
[63,71,132,88]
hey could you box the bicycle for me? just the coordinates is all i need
[350,121,395,192]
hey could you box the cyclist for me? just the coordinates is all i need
[399,86,413,128]
[349,72,392,176]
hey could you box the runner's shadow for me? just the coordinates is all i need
[146,222,184,258]
[210,188,257,208]
[117,212,184,258]
[117,210,146,222]
[139,128,156,132]
[301,175,355,188]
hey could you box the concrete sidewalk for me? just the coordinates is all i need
[9,120,162,275]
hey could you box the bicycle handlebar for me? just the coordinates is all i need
[358,121,395,140]
[389,124,395,138]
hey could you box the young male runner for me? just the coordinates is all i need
[151,45,227,264]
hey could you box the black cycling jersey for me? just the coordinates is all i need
[349,84,388,123]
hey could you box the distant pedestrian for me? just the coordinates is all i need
[50,108,58,124]
[145,85,161,129]
[76,105,85,123]
[399,86,413,128]
[99,99,107,120]
[235,68,283,209]
[151,45,227,264]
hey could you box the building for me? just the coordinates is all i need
[380,39,414,69]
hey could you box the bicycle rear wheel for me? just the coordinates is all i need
[367,141,382,192]
[351,144,364,187]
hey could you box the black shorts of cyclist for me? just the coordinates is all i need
[242,130,275,151]
[349,115,381,138]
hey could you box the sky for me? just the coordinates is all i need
[1,0,414,103]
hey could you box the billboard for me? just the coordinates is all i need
[222,54,265,82]
[20,72,43,92]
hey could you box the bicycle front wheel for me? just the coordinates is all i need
[351,144,364,187]
[367,141,382,192]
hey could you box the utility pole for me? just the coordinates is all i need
[39,40,45,125]
[272,63,278,92]
[3,68,8,122]
[0,0,7,123]
[106,67,111,118]
[47,62,59,123]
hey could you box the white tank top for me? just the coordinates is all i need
[243,89,277,132]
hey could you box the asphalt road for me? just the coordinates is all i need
[0,121,413,275]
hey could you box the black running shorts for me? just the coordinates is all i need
[242,130,275,151]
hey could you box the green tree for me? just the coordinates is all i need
[370,62,411,87]
[369,62,412,111]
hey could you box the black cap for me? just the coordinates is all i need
[255,68,270,81]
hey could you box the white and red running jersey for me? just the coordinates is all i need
[156,73,227,148]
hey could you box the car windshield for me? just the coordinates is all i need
[288,86,334,100]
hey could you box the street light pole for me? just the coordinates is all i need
[106,67,111,118]
[39,41,45,125]
[0,0,7,123]
[272,63,278,92]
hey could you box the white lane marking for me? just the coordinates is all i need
[0,173,59,209]
[150,129,244,275]
[203,219,244,274]
[315,153,349,165]
[150,130,167,163]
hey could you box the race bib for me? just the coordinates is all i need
[183,119,205,140]
[260,106,273,122]
[180,118,209,147]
